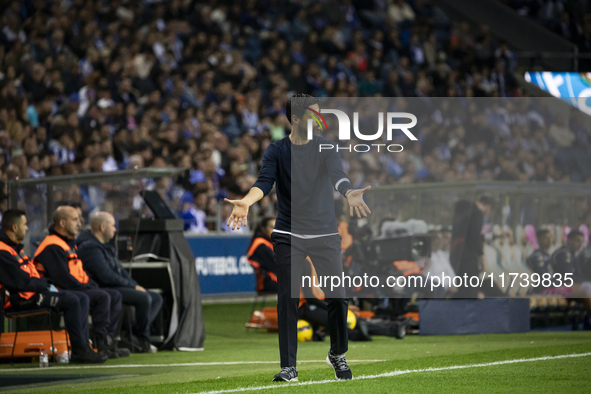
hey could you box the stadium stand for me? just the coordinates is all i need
[498,0,591,70]
[1,0,590,236]
[499,0,591,48]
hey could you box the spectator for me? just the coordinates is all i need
[548,230,591,323]
[77,211,163,353]
[551,230,586,283]
[181,192,208,233]
[548,114,576,149]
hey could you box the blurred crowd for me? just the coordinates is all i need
[0,0,589,233]
[500,0,591,52]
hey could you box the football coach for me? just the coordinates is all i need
[225,94,371,382]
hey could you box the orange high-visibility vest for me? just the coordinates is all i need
[34,235,89,284]
[247,237,277,291]
[0,241,40,300]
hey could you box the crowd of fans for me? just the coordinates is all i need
[0,0,589,233]
[500,0,591,52]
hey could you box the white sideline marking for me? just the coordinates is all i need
[0,359,385,373]
[193,352,591,394]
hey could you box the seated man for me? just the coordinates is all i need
[246,217,278,293]
[527,229,553,278]
[527,229,553,294]
[549,230,591,328]
[77,212,163,353]
[33,206,128,359]
[0,209,106,364]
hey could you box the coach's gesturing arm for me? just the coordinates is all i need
[325,143,371,218]
[344,186,371,218]
[225,145,277,231]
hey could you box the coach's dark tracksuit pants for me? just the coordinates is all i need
[7,290,90,350]
[271,232,348,368]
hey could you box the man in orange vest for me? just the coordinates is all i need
[0,209,106,364]
[246,217,278,293]
[34,206,127,359]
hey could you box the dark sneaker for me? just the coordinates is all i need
[97,335,119,359]
[137,338,157,353]
[394,317,413,339]
[70,347,108,364]
[272,367,298,382]
[326,350,353,380]
[115,345,131,357]
[117,333,139,353]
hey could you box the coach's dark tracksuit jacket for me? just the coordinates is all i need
[33,226,97,290]
[76,230,137,289]
[252,134,353,235]
[0,231,48,302]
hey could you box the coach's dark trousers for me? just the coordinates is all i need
[73,288,122,338]
[272,232,348,368]
[7,290,90,350]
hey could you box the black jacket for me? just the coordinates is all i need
[34,226,97,290]
[76,230,137,288]
[450,200,484,276]
[0,231,48,297]
[551,245,585,283]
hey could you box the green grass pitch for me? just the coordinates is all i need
[1,303,590,393]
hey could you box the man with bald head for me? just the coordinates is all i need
[34,206,127,359]
[77,211,163,353]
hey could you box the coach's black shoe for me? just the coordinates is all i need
[327,350,353,380]
[272,367,298,382]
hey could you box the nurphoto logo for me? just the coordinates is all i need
[304,107,418,153]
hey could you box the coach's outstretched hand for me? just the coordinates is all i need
[346,186,372,218]
[224,198,249,230]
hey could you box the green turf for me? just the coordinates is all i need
[1,303,590,393]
